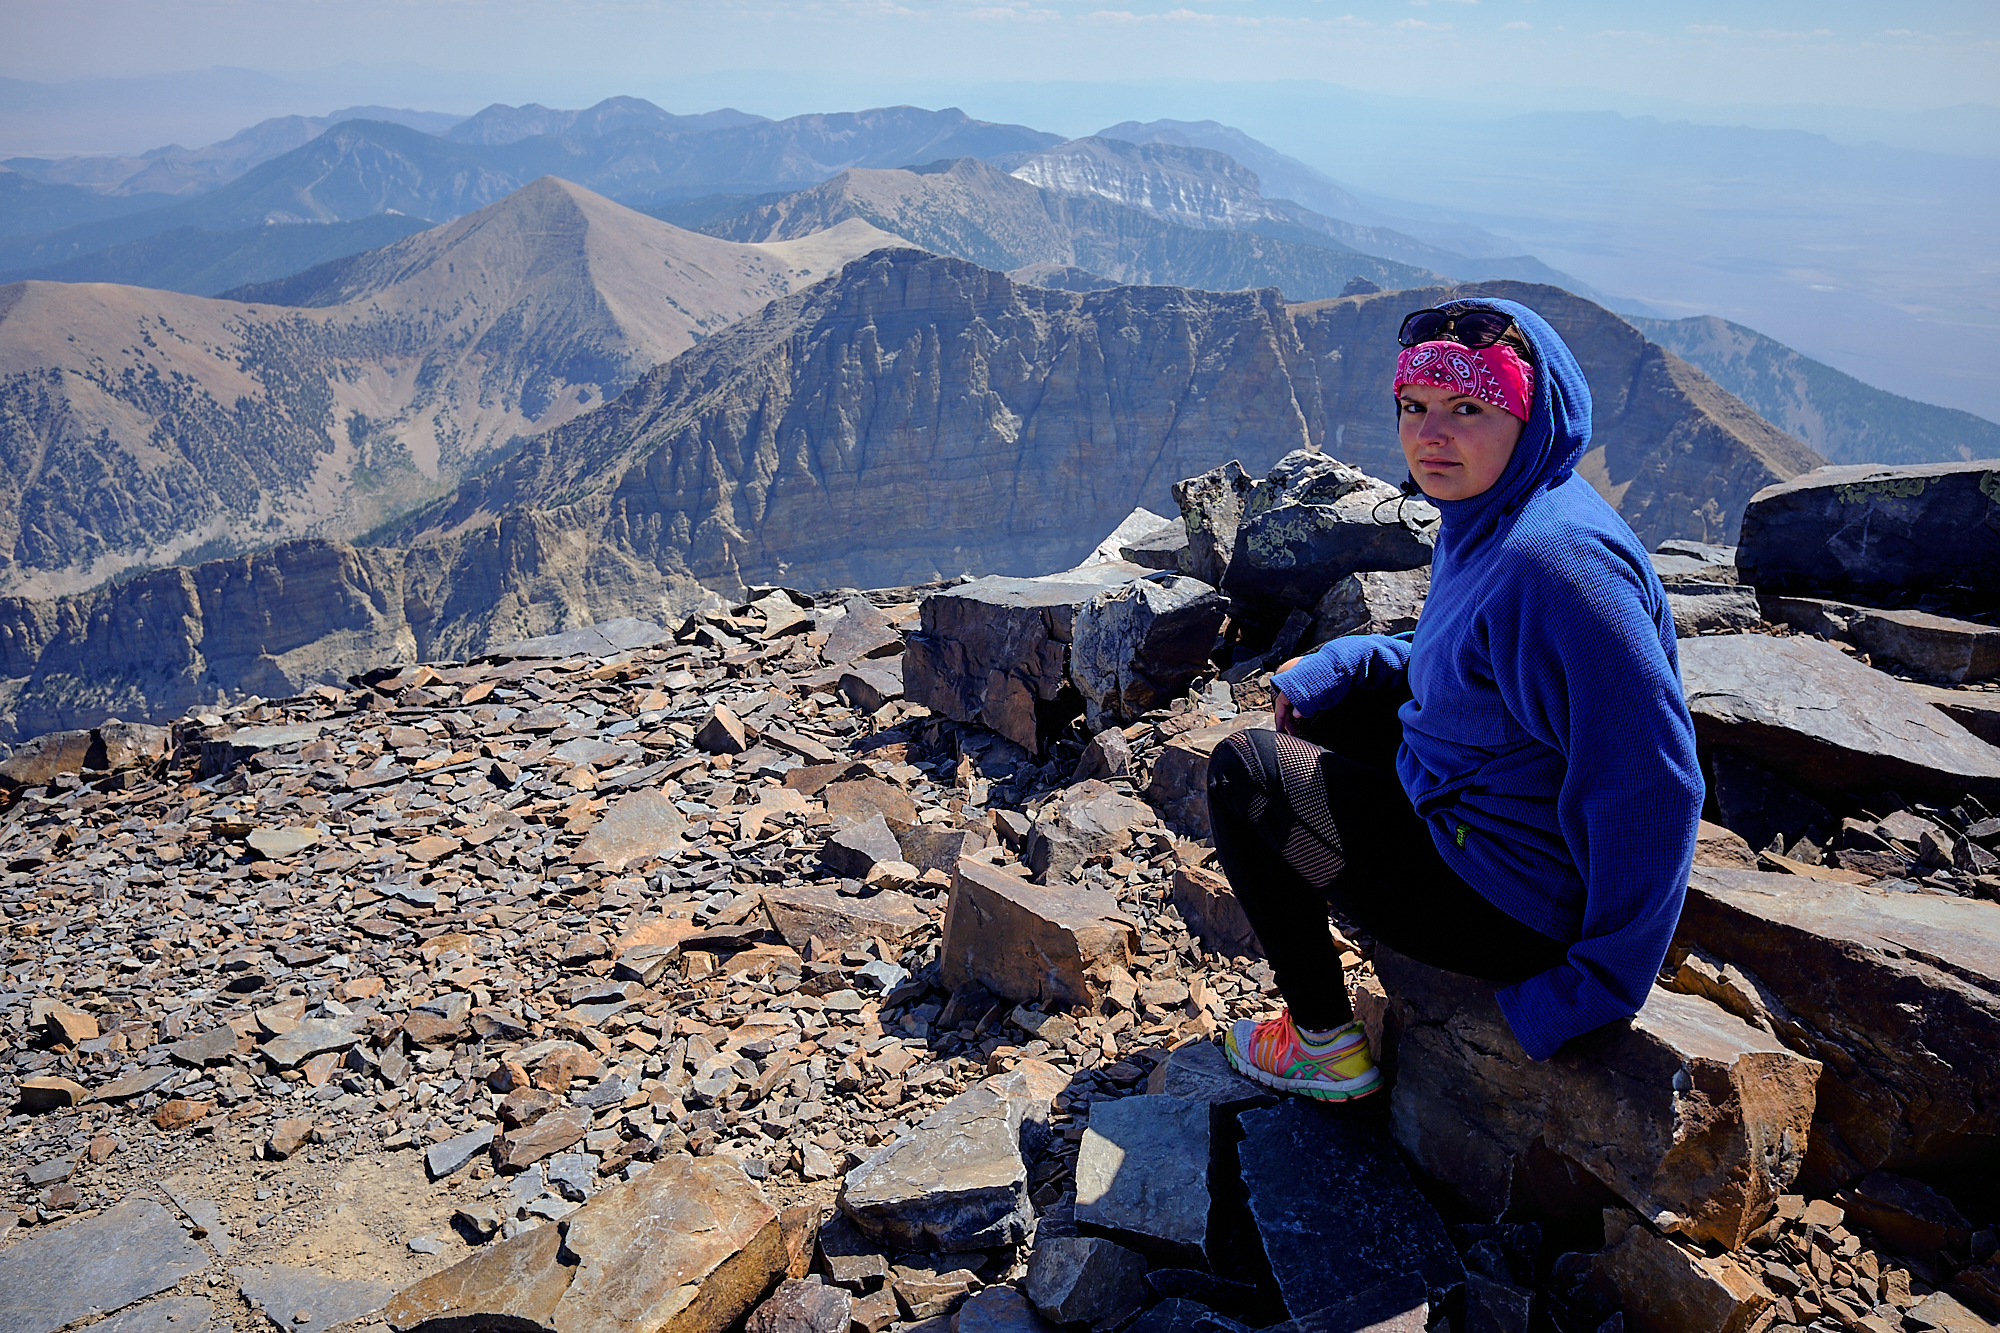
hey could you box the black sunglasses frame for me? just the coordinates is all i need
[1397,307,1519,350]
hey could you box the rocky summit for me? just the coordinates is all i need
[0,249,1825,742]
[1,452,1997,1333]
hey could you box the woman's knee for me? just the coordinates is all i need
[1204,729,1273,819]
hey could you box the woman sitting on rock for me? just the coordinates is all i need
[1209,297,1703,1100]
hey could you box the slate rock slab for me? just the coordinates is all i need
[1736,461,2000,613]
[0,1199,209,1333]
[90,1067,176,1102]
[1260,1277,1430,1333]
[838,1085,1032,1253]
[258,1019,361,1069]
[79,1298,213,1333]
[386,1152,784,1333]
[427,1125,496,1180]
[490,618,670,660]
[1074,1094,1214,1264]
[746,1278,852,1333]
[1664,582,1762,637]
[1237,1099,1463,1317]
[235,1265,395,1331]
[1143,1041,1275,1117]
[1309,568,1429,645]
[818,813,903,879]
[1143,715,1273,840]
[571,789,689,871]
[1759,594,2000,683]
[1022,1236,1149,1325]
[760,883,929,952]
[1679,633,2000,802]
[1677,866,2000,1189]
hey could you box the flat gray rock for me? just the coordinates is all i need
[1075,1095,1214,1264]
[1143,1041,1276,1115]
[166,1027,239,1066]
[838,1085,1032,1253]
[1664,582,1762,637]
[0,1199,209,1333]
[489,618,668,660]
[1679,633,2000,802]
[234,1264,394,1331]
[258,1019,361,1069]
[165,1185,234,1257]
[570,789,689,872]
[425,1125,495,1180]
[89,1067,176,1103]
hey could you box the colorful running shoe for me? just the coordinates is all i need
[1225,1009,1382,1101]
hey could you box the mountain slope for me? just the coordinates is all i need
[699,157,1441,299]
[1627,313,2000,466]
[0,171,181,241]
[0,179,901,597]
[0,214,435,296]
[445,97,765,145]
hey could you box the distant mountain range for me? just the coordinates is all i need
[1629,314,2000,467]
[0,180,899,597]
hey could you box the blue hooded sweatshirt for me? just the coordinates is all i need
[1271,297,1703,1061]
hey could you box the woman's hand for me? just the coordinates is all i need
[1271,656,1305,735]
[1272,689,1298,736]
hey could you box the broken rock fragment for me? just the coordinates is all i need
[1070,575,1226,728]
[1589,1210,1770,1333]
[1023,1236,1150,1325]
[1310,567,1429,644]
[1144,716,1272,840]
[0,1198,209,1333]
[1025,779,1156,884]
[571,788,690,870]
[760,882,929,952]
[940,857,1136,1009]
[1220,451,1436,612]
[387,1153,785,1333]
[837,1084,1033,1253]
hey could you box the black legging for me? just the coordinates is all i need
[1205,681,1570,1030]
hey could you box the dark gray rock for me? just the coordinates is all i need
[1463,1273,1534,1333]
[837,1085,1032,1253]
[1237,1099,1464,1317]
[1665,583,1762,637]
[1679,633,2000,803]
[1705,750,1831,855]
[951,1288,1055,1333]
[426,1125,496,1180]
[1173,460,1257,587]
[164,1185,234,1258]
[1258,1276,1429,1333]
[1758,594,2000,683]
[1657,539,1738,566]
[1071,575,1227,728]
[0,1199,209,1333]
[897,825,989,877]
[1309,568,1429,644]
[821,596,903,665]
[1074,1095,1214,1264]
[258,1018,362,1069]
[1022,1236,1149,1324]
[1124,1298,1254,1333]
[748,1277,852,1333]
[1070,727,1132,784]
[838,661,905,715]
[234,1265,395,1331]
[1736,461,2000,614]
[904,567,1146,754]
[1220,452,1436,612]
[1143,1040,1276,1116]
[1676,866,2000,1190]
[166,1026,239,1066]
[819,813,904,879]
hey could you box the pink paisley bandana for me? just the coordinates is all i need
[1395,340,1534,423]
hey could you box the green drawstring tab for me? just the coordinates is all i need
[1454,822,1470,848]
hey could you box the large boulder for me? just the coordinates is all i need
[1173,460,1257,587]
[1590,1210,1772,1333]
[939,857,1136,1009]
[904,566,1146,754]
[1219,452,1437,612]
[1672,866,2000,1190]
[1736,461,2000,613]
[1373,947,1821,1252]
[1070,575,1227,729]
[1678,633,2000,803]
[384,1153,785,1333]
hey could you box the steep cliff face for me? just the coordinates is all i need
[0,179,896,597]
[702,158,1442,298]
[0,255,1821,742]
[1290,283,1824,547]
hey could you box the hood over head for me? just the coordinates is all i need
[1417,296,1592,536]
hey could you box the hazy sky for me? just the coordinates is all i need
[6,0,1996,121]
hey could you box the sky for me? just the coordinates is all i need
[4,0,1997,137]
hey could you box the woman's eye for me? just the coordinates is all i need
[1454,402,1482,415]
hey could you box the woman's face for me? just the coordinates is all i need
[1398,381,1526,502]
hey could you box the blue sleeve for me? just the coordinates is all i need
[1484,547,1704,1061]
[1270,632,1414,717]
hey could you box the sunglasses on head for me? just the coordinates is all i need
[1397,307,1518,349]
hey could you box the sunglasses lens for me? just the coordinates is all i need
[1452,311,1516,348]
[1398,310,1451,346]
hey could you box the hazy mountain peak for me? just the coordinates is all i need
[444,97,768,146]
